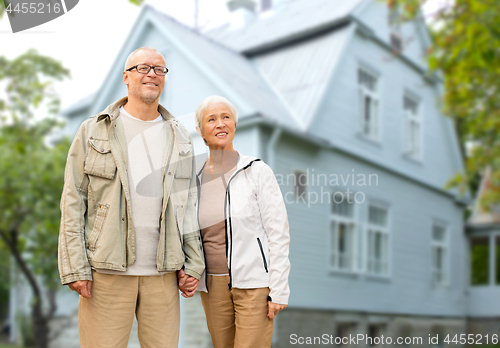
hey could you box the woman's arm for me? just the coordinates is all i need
[256,164,291,305]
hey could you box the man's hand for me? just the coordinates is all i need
[68,280,92,298]
[267,302,287,320]
[177,269,199,298]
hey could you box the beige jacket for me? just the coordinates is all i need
[58,97,204,285]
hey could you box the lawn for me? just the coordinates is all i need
[0,344,22,348]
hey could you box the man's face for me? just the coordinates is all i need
[123,50,166,104]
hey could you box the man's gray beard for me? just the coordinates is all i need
[141,91,161,104]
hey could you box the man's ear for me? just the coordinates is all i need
[123,71,129,87]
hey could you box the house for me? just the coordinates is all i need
[13,0,480,346]
[465,167,500,338]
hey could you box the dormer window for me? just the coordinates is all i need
[388,4,403,52]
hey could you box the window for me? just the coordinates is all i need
[358,68,379,140]
[336,324,355,347]
[367,325,386,346]
[431,223,448,285]
[470,236,489,285]
[294,170,307,199]
[404,95,421,159]
[367,204,389,276]
[388,4,403,52]
[330,192,358,272]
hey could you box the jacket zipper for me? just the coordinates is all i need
[224,159,261,290]
[256,237,268,273]
[195,173,208,291]
[159,123,175,269]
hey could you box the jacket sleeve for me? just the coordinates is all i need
[181,137,205,280]
[58,122,92,285]
[257,163,291,305]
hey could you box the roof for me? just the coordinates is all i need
[148,5,299,129]
[468,166,500,226]
[254,24,352,128]
[204,0,364,53]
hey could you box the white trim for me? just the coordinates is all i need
[365,201,391,278]
[403,93,422,160]
[328,190,360,273]
[431,221,449,287]
[357,65,381,142]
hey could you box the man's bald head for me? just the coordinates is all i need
[124,47,166,71]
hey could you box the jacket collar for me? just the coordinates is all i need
[196,152,259,179]
[96,96,176,123]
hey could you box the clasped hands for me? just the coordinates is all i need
[177,269,199,298]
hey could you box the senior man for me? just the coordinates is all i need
[58,46,204,348]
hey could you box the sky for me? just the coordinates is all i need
[0,0,446,113]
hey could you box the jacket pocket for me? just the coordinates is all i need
[88,203,110,252]
[84,138,116,179]
[174,143,193,179]
[257,237,268,273]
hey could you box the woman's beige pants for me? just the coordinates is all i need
[200,275,274,348]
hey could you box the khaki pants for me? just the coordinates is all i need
[79,271,180,348]
[200,275,273,348]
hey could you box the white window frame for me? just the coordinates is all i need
[358,67,380,141]
[366,203,390,277]
[431,222,449,286]
[403,94,422,159]
[293,170,307,200]
[329,191,360,273]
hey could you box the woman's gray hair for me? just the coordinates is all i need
[194,95,239,133]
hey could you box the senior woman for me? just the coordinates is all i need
[179,95,290,348]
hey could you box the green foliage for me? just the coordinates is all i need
[0,49,69,294]
[470,239,489,285]
[386,0,500,207]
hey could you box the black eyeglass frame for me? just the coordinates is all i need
[125,64,169,76]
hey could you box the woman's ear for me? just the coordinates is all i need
[195,126,203,138]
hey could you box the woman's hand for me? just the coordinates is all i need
[177,269,199,298]
[267,302,287,320]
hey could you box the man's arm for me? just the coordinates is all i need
[180,135,205,281]
[58,122,93,285]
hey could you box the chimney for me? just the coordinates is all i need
[227,0,257,29]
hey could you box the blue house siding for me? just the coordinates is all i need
[271,133,466,317]
[309,31,463,196]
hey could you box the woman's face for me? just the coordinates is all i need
[200,102,237,150]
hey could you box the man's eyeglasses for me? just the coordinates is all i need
[126,64,169,76]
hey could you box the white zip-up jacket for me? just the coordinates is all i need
[196,155,290,305]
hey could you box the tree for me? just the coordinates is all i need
[0,50,70,348]
[386,0,500,208]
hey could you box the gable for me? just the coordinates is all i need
[353,0,432,70]
[253,24,353,129]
